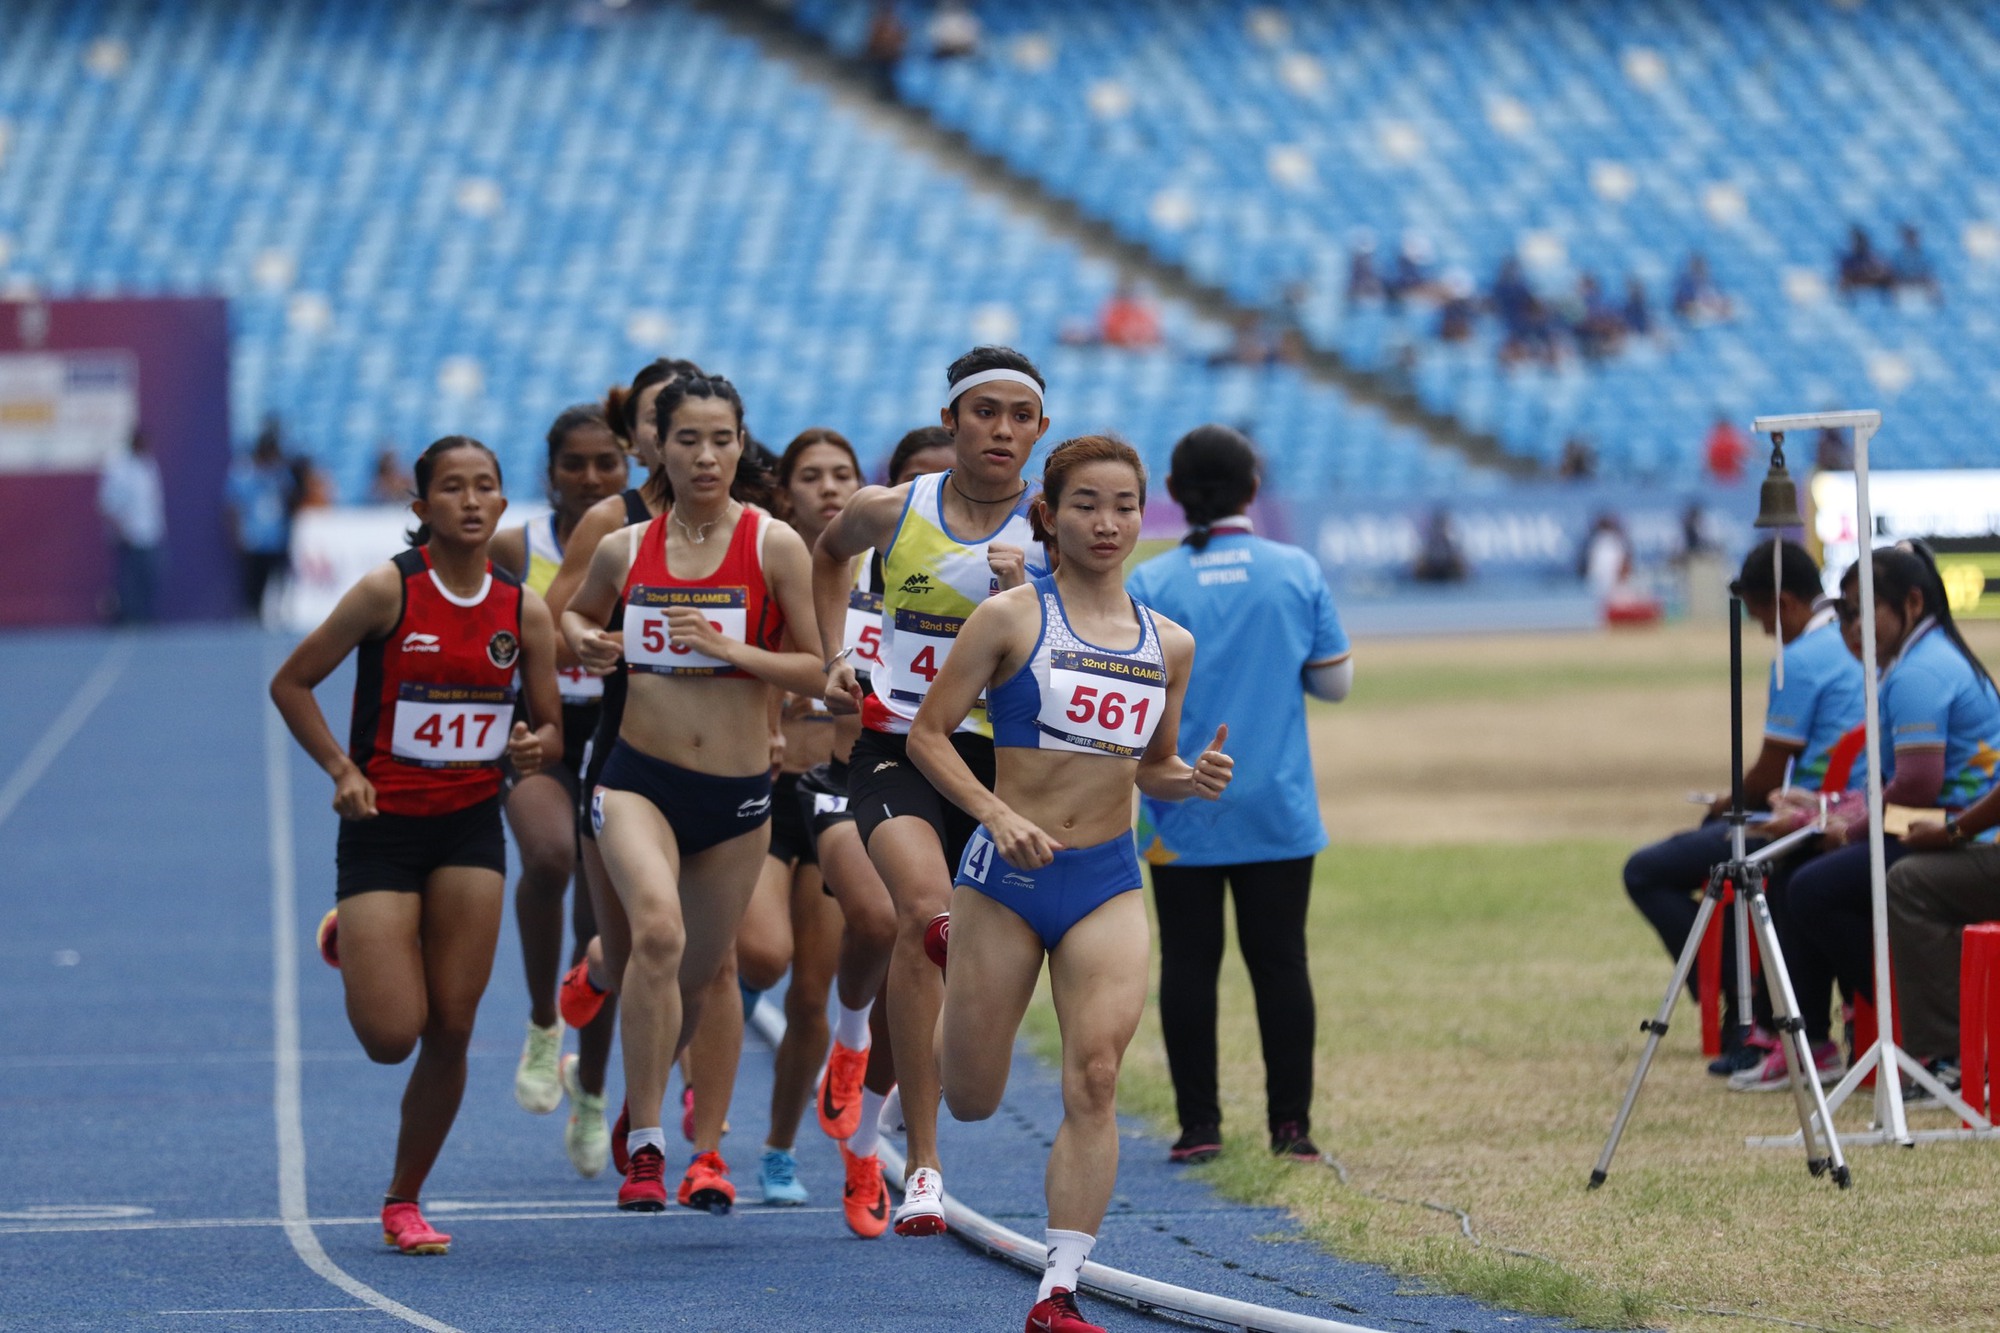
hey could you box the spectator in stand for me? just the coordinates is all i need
[1621,276,1655,340]
[1209,314,1280,368]
[862,1,907,99]
[928,1,980,59]
[1815,425,1854,471]
[98,427,166,624]
[1098,279,1163,348]
[1704,415,1749,484]
[1411,508,1469,583]
[1434,269,1479,343]
[1383,233,1438,309]
[227,422,298,620]
[1344,232,1383,306]
[1671,253,1734,324]
[1837,225,1896,299]
[1491,255,1556,367]
[1557,436,1597,481]
[367,444,414,505]
[1892,223,1940,303]
[1572,272,1625,361]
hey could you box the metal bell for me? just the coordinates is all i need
[1754,434,1805,530]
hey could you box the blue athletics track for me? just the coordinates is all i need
[0,625,1560,1333]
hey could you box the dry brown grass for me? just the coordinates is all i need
[1029,620,2000,1331]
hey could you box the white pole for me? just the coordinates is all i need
[1850,420,1911,1143]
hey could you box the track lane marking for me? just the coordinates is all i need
[265,695,464,1333]
[0,1207,840,1236]
[0,636,132,828]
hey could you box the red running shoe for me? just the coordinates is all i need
[380,1201,449,1255]
[839,1143,889,1240]
[558,960,607,1029]
[1026,1288,1103,1333]
[817,1040,870,1141]
[922,912,950,973]
[617,1145,668,1211]
[316,909,340,969]
[611,1100,630,1177]
[677,1150,735,1214]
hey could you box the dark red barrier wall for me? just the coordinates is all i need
[0,298,233,626]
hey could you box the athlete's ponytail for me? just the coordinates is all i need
[1840,541,1997,693]
[603,357,705,449]
[1166,424,1259,551]
[406,436,502,548]
[1029,435,1146,544]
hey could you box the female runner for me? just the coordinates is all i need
[1739,542,2000,1092]
[908,436,1233,1332]
[812,346,1050,1236]
[271,436,562,1254]
[487,404,628,1174]
[562,374,828,1213]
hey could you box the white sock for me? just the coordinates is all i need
[627,1126,666,1159]
[832,997,874,1050]
[1039,1228,1095,1300]
[846,1088,888,1157]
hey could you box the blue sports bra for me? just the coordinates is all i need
[989,572,1168,760]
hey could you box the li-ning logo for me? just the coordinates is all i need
[737,795,772,818]
[899,572,933,595]
[1002,872,1036,889]
[401,633,442,653]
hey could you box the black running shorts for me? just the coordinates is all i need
[335,796,507,899]
[848,728,996,871]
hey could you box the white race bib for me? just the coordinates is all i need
[391,683,516,768]
[885,606,966,710]
[557,663,604,704]
[846,589,884,669]
[1038,650,1167,758]
[625,585,748,676]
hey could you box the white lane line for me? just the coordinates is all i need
[265,698,464,1333]
[0,636,132,827]
[157,1310,371,1317]
[0,1207,839,1236]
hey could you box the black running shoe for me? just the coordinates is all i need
[1168,1126,1222,1164]
[1269,1121,1322,1163]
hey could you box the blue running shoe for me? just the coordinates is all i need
[759,1147,808,1206]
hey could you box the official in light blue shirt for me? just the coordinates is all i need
[1763,613,1867,792]
[1120,425,1350,1164]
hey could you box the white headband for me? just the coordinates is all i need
[943,368,1045,413]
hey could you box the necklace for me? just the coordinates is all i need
[673,504,730,545]
[949,475,1028,507]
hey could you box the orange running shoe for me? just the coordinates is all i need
[617,1145,668,1211]
[838,1143,889,1239]
[316,909,340,969]
[558,960,607,1029]
[380,1201,449,1255]
[817,1040,870,1141]
[678,1150,735,1214]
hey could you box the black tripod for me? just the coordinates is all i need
[1590,594,1850,1190]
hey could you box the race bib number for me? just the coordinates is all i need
[391,683,516,768]
[1038,650,1167,758]
[557,663,604,704]
[958,828,995,885]
[812,790,849,818]
[886,607,965,708]
[625,585,747,676]
[846,589,884,669]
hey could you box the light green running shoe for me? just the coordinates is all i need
[561,1053,609,1178]
[514,1020,563,1115]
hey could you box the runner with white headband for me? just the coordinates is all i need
[811,345,1050,1236]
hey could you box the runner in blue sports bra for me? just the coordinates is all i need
[906,435,1233,1333]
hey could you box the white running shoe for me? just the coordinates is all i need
[515,1020,563,1114]
[878,1085,905,1137]
[892,1166,946,1237]
[560,1053,609,1178]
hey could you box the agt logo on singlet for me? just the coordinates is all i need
[899,572,933,596]
[401,633,442,653]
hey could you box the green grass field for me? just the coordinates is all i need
[1026,623,2000,1333]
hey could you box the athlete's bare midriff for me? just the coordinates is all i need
[620,672,774,777]
[994,747,1138,851]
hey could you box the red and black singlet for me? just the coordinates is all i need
[350,547,525,816]
[619,505,785,679]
